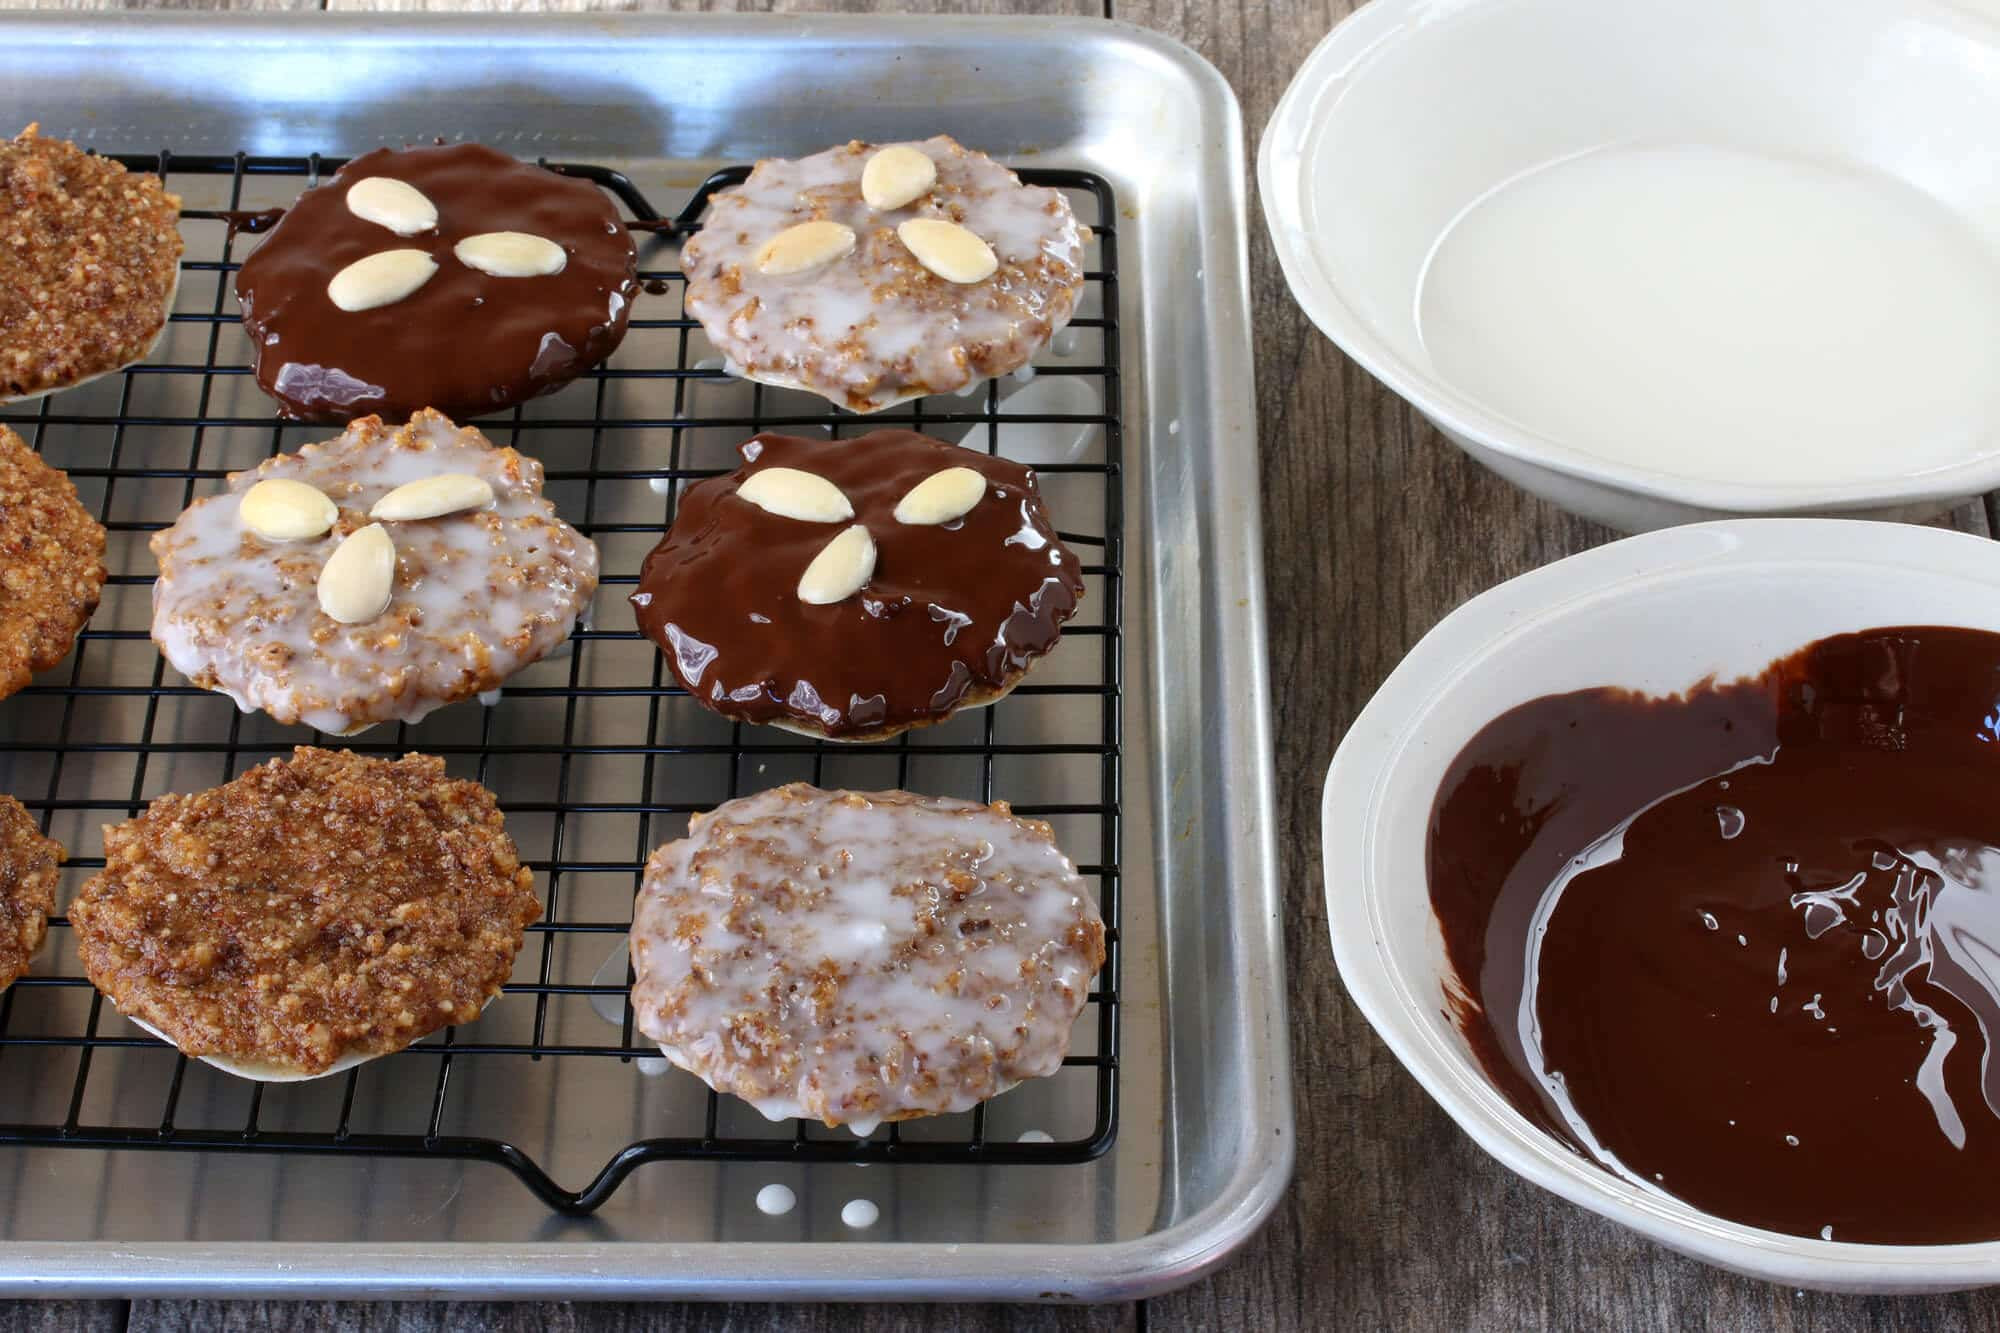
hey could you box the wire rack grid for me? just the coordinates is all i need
[0,150,1124,1215]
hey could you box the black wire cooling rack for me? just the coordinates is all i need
[0,151,1123,1214]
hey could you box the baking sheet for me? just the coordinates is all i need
[0,11,1288,1301]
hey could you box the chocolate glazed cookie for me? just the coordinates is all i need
[632,430,1085,741]
[235,144,638,423]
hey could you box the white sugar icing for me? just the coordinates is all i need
[681,136,1088,412]
[151,411,598,734]
[628,784,1105,1129]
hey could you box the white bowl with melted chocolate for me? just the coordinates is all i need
[1324,519,2000,1290]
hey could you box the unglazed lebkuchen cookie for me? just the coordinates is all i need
[0,795,61,994]
[0,124,182,403]
[628,783,1106,1132]
[680,136,1088,411]
[69,747,540,1081]
[0,425,107,701]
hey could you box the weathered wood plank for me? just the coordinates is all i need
[0,1303,125,1333]
[11,0,318,12]
[1120,0,2000,1327]
[320,0,1100,16]
[21,1,2000,1330]
[126,1302,1138,1331]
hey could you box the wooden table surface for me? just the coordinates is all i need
[10,0,2000,1328]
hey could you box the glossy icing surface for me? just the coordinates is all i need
[681,137,1087,411]
[629,783,1106,1130]
[631,430,1083,739]
[235,144,637,422]
[1431,626,2000,1243]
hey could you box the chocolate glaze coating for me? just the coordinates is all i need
[235,144,637,423]
[631,430,1083,739]
[1429,626,2000,1243]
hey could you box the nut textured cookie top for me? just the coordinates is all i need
[0,124,182,400]
[631,430,1083,740]
[151,411,598,734]
[234,142,638,422]
[0,425,108,700]
[681,137,1088,412]
[0,795,61,993]
[629,783,1106,1130]
[70,747,540,1077]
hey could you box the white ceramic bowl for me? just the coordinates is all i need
[1322,519,2000,1291]
[1260,0,2000,532]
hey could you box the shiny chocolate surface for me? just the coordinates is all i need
[631,430,1083,739]
[1430,627,2000,1243]
[235,143,637,423]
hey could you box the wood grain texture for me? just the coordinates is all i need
[321,0,1101,15]
[0,1305,124,1333]
[19,0,2000,1329]
[126,1303,1136,1331]
[11,0,317,11]
[1120,0,2000,1328]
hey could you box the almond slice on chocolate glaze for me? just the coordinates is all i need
[239,478,338,542]
[796,524,876,605]
[754,221,858,277]
[893,467,987,526]
[454,231,568,279]
[896,219,998,285]
[316,523,397,625]
[345,177,439,237]
[326,250,439,313]
[737,467,854,523]
[371,472,496,522]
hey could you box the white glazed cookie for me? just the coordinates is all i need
[680,136,1089,412]
[629,783,1107,1132]
[150,410,598,734]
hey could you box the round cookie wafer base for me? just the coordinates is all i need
[125,997,497,1083]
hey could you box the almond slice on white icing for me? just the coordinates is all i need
[327,249,439,312]
[755,221,858,277]
[345,177,438,237]
[892,466,987,526]
[454,231,568,279]
[796,524,877,605]
[239,478,338,542]
[861,146,938,211]
[370,472,496,521]
[896,219,998,285]
[316,523,397,624]
[737,467,854,523]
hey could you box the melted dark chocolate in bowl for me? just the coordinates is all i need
[630,430,1084,739]
[234,143,638,423]
[1429,627,2000,1244]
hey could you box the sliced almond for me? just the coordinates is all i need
[326,249,438,312]
[370,472,496,521]
[737,467,854,523]
[861,145,938,211]
[893,466,987,526]
[316,523,397,625]
[796,524,877,606]
[897,218,999,285]
[345,177,438,237]
[239,477,338,542]
[754,221,858,277]
[454,231,568,279]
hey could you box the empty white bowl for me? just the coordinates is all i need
[1261,0,2000,532]
[1322,519,2000,1290]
